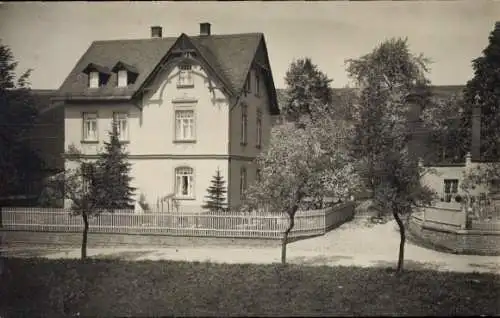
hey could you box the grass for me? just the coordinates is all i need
[1,258,499,317]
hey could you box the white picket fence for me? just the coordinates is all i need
[0,203,354,239]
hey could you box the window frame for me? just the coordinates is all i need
[241,103,248,146]
[255,71,260,97]
[245,72,252,94]
[175,166,195,199]
[88,71,100,89]
[256,109,262,149]
[443,179,459,202]
[177,64,194,88]
[174,107,196,143]
[82,112,98,143]
[117,70,128,88]
[113,112,130,142]
[240,166,247,200]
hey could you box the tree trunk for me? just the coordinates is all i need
[281,207,298,264]
[393,211,406,274]
[81,212,89,260]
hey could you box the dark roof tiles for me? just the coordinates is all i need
[57,33,266,100]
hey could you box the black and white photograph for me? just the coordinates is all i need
[0,1,499,316]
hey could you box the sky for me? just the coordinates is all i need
[0,1,499,90]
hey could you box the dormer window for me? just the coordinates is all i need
[111,61,139,88]
[89,72,99,88]
[118,70,128,87]
[82,63,111,89]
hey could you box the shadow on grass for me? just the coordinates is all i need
[371,259,447,272]
[92,250,156,261]
[468,262,500,271]
[291,255,353,266]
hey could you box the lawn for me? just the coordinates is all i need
[0,258,499,317]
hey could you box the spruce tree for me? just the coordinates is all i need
[95,121,135,211]
[202,168,227,212]
[461,22,500,161]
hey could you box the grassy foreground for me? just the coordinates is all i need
[1,258,499,317]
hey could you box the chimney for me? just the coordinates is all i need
[151,26,162,38]
[471,102,481,162]
[200,22,211,36]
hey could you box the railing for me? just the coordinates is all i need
[1,203,354,239]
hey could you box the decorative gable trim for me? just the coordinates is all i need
[134,33,234,100]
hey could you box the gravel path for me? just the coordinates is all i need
[4,219,500,274]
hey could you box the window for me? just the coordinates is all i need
[443,179,459,202]
[241,104,248,145]
[113,112,129,142]
[89,72,99,88]
[175,110,195,141]
[175,167,194,198]
[255,72,260,96]
[81,163,95,194]
[82,112,98,142]
[240,167,247,200]
[256,110,262,149]
[178,64,194,87]
[117,70,128,87]
[245,73,252,94]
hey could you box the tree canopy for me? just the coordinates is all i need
[282,58,333,121]
[461,22,500,161]
[0,40,44,199]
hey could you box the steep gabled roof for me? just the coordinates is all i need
[55,32,273,106]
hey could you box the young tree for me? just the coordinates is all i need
[44,146,106,259]
[0,41,44,199]
[346,37,436,273]
[460,22,500,161]
[202,168,227,212]
[283,58,333,122]
[95,121,135,211]
[243,109,359,264]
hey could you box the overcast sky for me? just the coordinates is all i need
[0,1,498,90]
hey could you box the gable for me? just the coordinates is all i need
[136,33,235,98]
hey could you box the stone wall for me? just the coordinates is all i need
[408,215,500,255]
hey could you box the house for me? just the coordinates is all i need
[55,23,280,212]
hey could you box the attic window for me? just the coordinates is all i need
[89,72,99,88]
[118,70,128,87]
[245,73,252,94]
[112,61,139,87]
[178,63,194,88]
[82,63,111,88]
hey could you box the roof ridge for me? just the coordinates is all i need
[91,32,264,44]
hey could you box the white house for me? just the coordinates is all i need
[54,23,280,212]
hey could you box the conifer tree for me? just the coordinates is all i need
[95,121,135,210]
[461,22,500,161]
[283,58,333,122]
[202,168,227,212]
